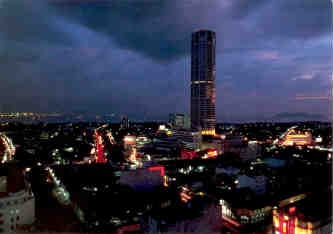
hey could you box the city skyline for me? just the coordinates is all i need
[0,0,331,122]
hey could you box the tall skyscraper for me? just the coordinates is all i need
[120,115,129,129]
[191,30,216,135]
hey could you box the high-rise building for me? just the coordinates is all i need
[169,113,191,130]
[191,30,216,135]
[120,115,129,129]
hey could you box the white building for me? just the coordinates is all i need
[172,129,202,151]
[0,165,35,233]
[0,190,35,233]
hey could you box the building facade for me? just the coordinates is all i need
[191,30,216,135]
[173,129,202,151]
[0,165,35,233]
[120,115,129,129]
[169,113,191,130]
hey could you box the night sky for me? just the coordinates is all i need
[0,0,331,122]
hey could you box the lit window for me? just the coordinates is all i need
[282,222,287,233]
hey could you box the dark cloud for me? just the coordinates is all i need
[255,0,331,40]
[230,0,267,19]
[0,0,73,46]
[48,0,275,61]
[46,0,331,61]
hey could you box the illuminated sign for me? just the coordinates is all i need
[201,129,215,135]
[207,150,218,157]
[148,166,165,177]
[273,205,315,234]
[315,137,322,143]
[124,136,136,144]
[203,149,218,158]
[163,175,168,187]
[159,125,166,130]
[282,221,287,233]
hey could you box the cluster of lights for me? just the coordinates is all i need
[202,149,218,159]
[201,129,215,136]
[93,131,107,163]
[106,131,116,145]
[279,128,312,147]
[273,206,315,234]
[0,112,62,118]
[47,167,71,205]
[124,136,136,144]
[148,165,165,177]
[180,186,192,203]
[0,133,16,163]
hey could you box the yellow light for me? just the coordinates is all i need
[201,129,215,136]
[283,222,287,233]
[163,175,168,187]
[273,215,279,228]
[307,222,312,230]
[207,150,218,157]
[295,226,312,234]
[159,125,166,130]
[124,136,136,144]
[129,148,137,162]
[284,215,289,220]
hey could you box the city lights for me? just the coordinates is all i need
[0,1,331,232]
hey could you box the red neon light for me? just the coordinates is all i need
[94,132,107,164]
[289,206,296,214]
[117,224,140,233]
[149,166,165,177]
[181,148,197,159]
[221,220,239,233]
[222,216,241,227]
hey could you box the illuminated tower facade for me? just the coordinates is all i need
[191,30,216,135]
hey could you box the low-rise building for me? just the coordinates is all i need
[236,174,268,196]
[143,195,221,234]
[173,129,201,151]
